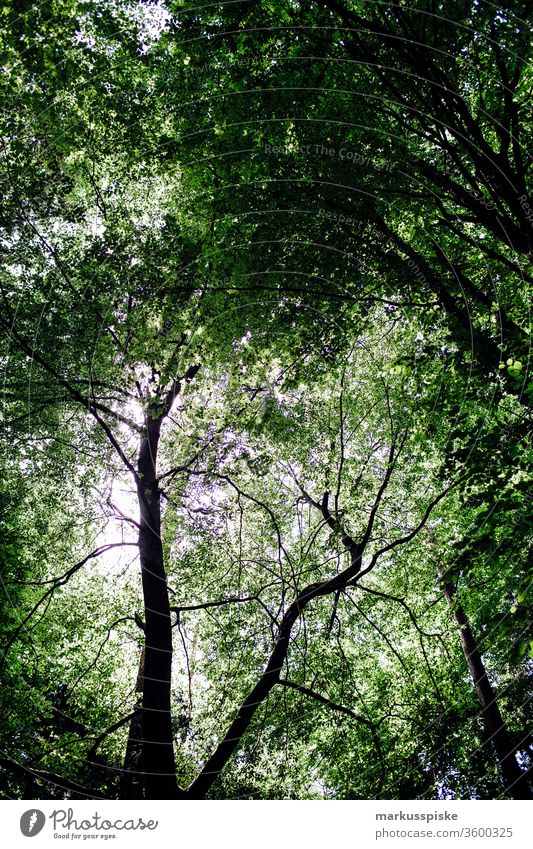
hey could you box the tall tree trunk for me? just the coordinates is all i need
[441,577,531,800]
[136,415,177,799]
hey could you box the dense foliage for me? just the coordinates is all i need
[0,0,531,800]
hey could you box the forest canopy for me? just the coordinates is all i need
[0,0,531,801]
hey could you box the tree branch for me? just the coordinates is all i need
[1,544,137,666]
[278,679,385,796]
[356,584,442,638]
[85,710,142,763]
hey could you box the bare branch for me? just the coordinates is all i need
[85,709,142,764]
[358,474,467,575]
[278,679,385,796]
[359,429,408,552]
[172,595,262,617]
[1,544,137,666]
[356,584,442,638]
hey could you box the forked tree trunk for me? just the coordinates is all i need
[441,577,531,800]
[136,415,178,799]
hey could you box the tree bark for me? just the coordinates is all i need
[441,578,531,800]
[136,415,178,799]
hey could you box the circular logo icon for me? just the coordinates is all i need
[20,810,46,837]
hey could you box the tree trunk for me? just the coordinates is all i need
[441,578,531,799]
[136,415,177,799]
[187,596,301,799]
